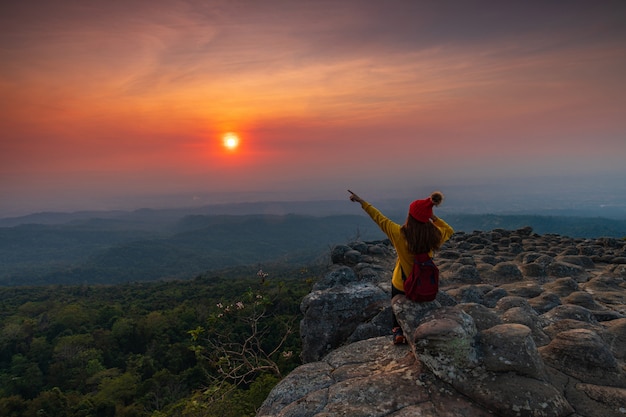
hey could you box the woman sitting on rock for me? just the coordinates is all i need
[349,190,454,344]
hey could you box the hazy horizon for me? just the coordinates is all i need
[2,1,625,219]
[2,173,625,220]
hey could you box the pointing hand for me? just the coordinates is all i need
[348,190,363,203]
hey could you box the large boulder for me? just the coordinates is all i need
[300,282,388,362]
[257,337,495,417]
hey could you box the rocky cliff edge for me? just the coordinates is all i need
[258,227,626,417]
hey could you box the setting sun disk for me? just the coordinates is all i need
[222,132,240,150]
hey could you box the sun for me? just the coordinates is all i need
[222,132,240,151]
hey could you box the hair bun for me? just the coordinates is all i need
[430,191,444,206]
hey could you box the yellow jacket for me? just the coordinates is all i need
[360,201,454,292]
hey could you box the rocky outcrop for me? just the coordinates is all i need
[258,228,626,417]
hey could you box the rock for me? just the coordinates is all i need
[438,249,462,259]
[502,306,551,346]
[519,251,545,264]
[535,254,556,267]
[542,318,605,340]
[611,264,626,278]
[563,291,606,310]
[467,373,573,417]
[479,323,545,379]
[346,305,393,343]
[343,249,362,265]
[349,241,369,254]
[300,282,389,362]
[499,281,543,298]
[495,295,533,312]
[539,329,626,387]
[411,306,478,371]
[257,337,494,417]
[583,276,626,311]
[459,302,503,331]
[480,254,500,265]
[555,255,596,269]
[450,264,482,284]
[312,265,357,290]
[543,277,580,296]
[528,292,562,314]
[446,285,485,304]
[367,243,390,255]
[547,261,586,279]
[540,304,599,327]
[568,383,626,417]
[256,361,334,415]
[520,261,547,277]
[604,318,626,359]
[492,261,523,281]
[482,287,508,308]
[330,244,351,264]
[391,295,441,334]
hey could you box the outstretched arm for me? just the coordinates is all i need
[348,189,398,239]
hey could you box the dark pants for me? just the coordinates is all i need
[391,284,404,329]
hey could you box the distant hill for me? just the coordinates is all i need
[0,213,384,286]
[0,200,360,228]
[3,194,623,228]
[1,207,625,286]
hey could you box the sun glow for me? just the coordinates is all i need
[222,132,240,151]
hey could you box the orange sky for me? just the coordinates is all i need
[1,0,625,216]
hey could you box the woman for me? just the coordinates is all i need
[348,190,454,344]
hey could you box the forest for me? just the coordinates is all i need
[0,263,319,417]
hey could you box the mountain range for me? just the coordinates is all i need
[1,200,625,286]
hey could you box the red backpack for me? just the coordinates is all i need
[402,253,439,302]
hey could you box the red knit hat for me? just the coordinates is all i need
[409,191,444,223]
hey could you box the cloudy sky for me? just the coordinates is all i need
[1,0,625,216]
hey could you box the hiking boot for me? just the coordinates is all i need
[392,327,406,345]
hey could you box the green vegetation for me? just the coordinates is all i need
[0,264,318,416]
